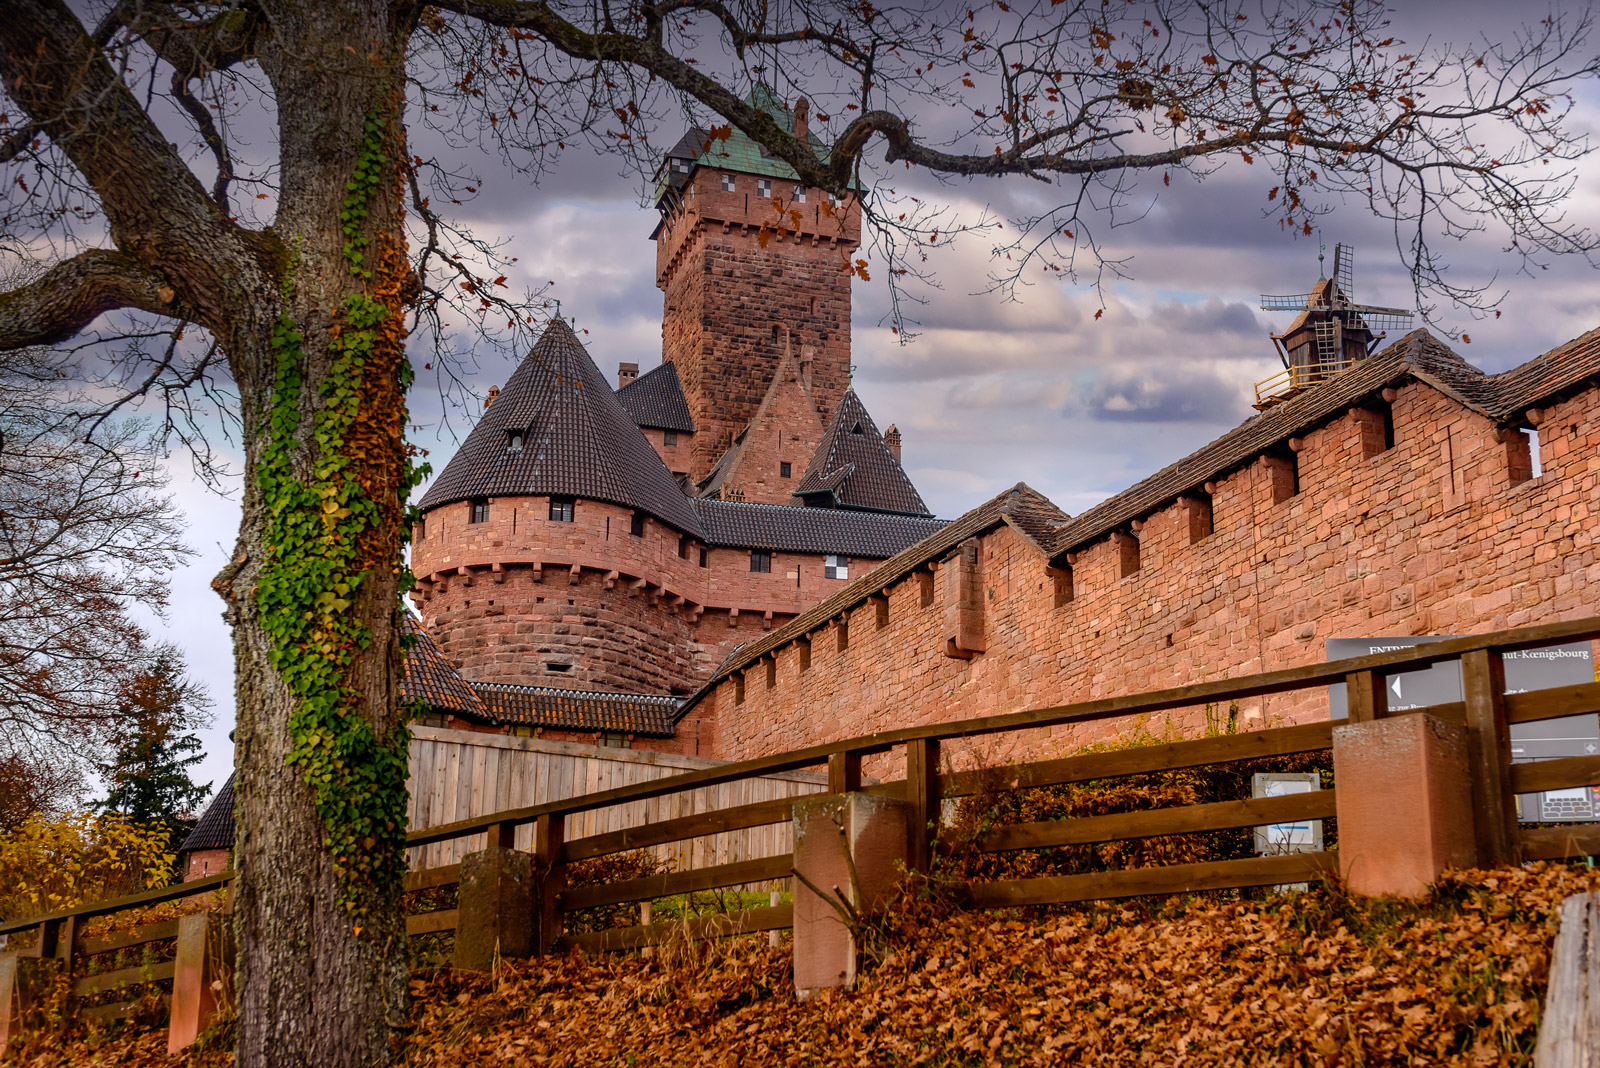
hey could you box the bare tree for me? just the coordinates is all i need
[0,2,1593,1065]
[0,345,188,771]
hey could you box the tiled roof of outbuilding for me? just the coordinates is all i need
[178,771,234,853]
[417,320,704,536]
[1488,324,1600,415]
[616,361,695,433]
[793,390,931,516]
[473,683,680,737]
[693,497,947,557]
[402,616,486,717]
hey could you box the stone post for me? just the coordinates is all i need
[453,846,535,970]
[1333,713,1477,897]
[792,793,910,997]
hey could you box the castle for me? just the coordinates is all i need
[402,87,1600,763]
[181,88,1599,875]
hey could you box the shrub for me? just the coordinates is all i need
[0,811,173,924]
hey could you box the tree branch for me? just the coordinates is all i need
[0,249,190,349]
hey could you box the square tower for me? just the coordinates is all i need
[651,89,861,481]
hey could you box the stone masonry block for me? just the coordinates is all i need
[454,846,535,969]
[1334,714,1476,898]
[792,792,910,997]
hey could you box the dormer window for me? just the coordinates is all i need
[757,178,772,197]
[506,429,523,452]
[721,173,736,192]
[850,422,864,435]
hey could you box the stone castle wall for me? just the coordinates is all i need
[655,170,860,480]
[694,377,1600,766]
[412,495,873,693]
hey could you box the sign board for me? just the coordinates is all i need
[1252,772,1323,854]
[1327,637,1597,822]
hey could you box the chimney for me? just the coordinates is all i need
[884,424,902,464]
[793,97,810,145]
[618,362,638,389]
[484,385,500,410]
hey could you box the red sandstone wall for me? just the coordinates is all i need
[656,170,860,480]
[704,379,1600,765]
[412,495,870,693]
[640,427,694,481]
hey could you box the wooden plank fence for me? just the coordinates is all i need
[405,727,827,871]
[4,614,1599,1052]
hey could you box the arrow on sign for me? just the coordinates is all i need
[1390,677,1404,702]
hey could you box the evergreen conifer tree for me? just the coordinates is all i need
[96,646,211,849]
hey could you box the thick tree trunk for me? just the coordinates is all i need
[222,5,419,1066]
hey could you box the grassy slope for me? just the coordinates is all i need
[14,863,1600,1067]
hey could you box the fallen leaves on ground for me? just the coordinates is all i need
[18,863,1600,1067]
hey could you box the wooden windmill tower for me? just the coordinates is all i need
[1254,243,1414,409]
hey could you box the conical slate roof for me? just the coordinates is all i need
[793,390,931,516]
[417,321,703,535]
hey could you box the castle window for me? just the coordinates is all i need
[1506,426,1541,484]
[506,429,523,452]
[678,535,690,560]
[780,461,791,478]
[671,158,691,175]
[1183,492,1214,543]
[825,555,849,580]
[630,511,646,537]
[1355,403,1395,459]
[734,673,746,704]
[1115,531,1140,578]
[549,496,574,523]
[699,546,708,568]
[765,658,776,688]
[600,731,629,748]
[757,178,772,197]
[1050,564,1074,607]
[414,518,426,542]
[663,430,678,447]
[1265,450,1299,504]
[721,173,736,192]
[793,184,807,203]
[751,549,772,573]
[470,498,489,524]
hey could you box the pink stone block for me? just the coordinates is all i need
[1334,714,1476,898]
[792,793,909,997]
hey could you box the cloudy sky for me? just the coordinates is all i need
[123,1,1600,798]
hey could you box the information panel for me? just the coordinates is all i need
[1326,638,1597,823]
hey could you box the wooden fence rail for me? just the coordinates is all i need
[4,614,1599,1049]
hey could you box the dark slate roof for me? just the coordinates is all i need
[473,683,680,737]
[178,771,234,853]
[417,320,704,536]
[694,497,947,557]
[1039,327,1595,559]
[675,484,1066,720]
[793,390,931,516]
[402,616,486,717]
[616,362,695,433]
[695,424,746,499]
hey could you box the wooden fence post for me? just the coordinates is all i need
[535,813,566,954]
[168,912,232,1053]
[0,952,61,1057]
[1534,891,1600,1066]
[1346,669,1388,723]
[905,738,940,872]
[1463,648,1517,866]
[828,751,861,794]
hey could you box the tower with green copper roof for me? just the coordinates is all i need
[651,85,862,483]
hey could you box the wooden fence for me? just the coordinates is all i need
[4,615,1600,1051]
[405,727,827,870]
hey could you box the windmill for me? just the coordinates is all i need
[1253,243,1414,409]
